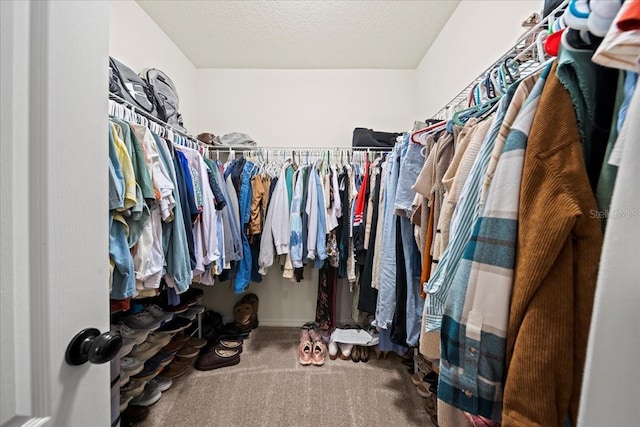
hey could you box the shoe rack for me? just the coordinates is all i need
[110,289,205,426]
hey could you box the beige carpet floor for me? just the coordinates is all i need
[138,327,434,427]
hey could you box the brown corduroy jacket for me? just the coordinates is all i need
[503,64,603,426]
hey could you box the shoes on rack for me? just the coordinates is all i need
[118,370,131,387]
[162,362,190,379]
[129,342,162,362]
[179,287,204,306]
[165,303,189,314]
[130,387,162,407]
[120,357,144,376]
[157,317,192,334]
[195,347,241,371]
[411,371,425,386]
[120,395,134,412]
[187,337,207,349]
[170,355,195,367]
[111,323,149,345]
[131,361,162,381]
[144,304,175,323]
[424,393,438,426]
[147,351,174,367]
[120,379,147,399]
[176,345,201,359]
[162,334,191,353]
[416,383,432,398]
[146,376,172,392]
[122,311,163,331]
[145,331,173,348]
[414,353,433,375]
[177,304,206,321]
[120,405,149,426]
[117,339,136,359]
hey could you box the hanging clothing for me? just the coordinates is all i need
[503,63,603,427]
[315,263,338,331]
[153,134,191,293]
[234,160,256,293]
[373,146,400,330]
[438,65,549,423]
[579,60,640,427]
[358,158,383,315]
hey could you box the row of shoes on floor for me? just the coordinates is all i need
[194,293,259,371]
[327,324,378,363]
[297,323,376,366]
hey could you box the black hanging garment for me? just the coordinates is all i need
[357,160,383,314]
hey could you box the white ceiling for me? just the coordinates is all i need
[136,0,461,69]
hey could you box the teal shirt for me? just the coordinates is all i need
[556,46,597,166]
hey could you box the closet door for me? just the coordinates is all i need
[0,1,110,426]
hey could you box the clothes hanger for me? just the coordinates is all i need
[411,120,447,144]
[535,31,548,63]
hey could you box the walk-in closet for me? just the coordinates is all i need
[1,1,639,426]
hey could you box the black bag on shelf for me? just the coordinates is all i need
[352,128,402,148]
[139,68,186,132]
[108,57,157,117]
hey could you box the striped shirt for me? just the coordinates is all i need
[438,66,549,421]
[423,72,539,332]
[423,89,513,332]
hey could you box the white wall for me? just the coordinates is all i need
[416,0,540,118]
[196,69,416,146]
[196,68,416,326]
[109,0,198,131]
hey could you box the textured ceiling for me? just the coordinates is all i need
[136,0,461,69]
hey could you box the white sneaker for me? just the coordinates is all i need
[111,323,149,345]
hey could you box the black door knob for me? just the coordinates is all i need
[65,328,122,366]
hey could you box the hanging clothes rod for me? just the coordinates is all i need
[235,146,392,151]
[433,0,568,119]
[108,93,212,148]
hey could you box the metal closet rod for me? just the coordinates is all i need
[218,146,393,152]
[109,95,391,152]
[108,94,212,148]
[433,0,568,118]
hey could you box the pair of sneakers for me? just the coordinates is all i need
[297,323,328,366]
